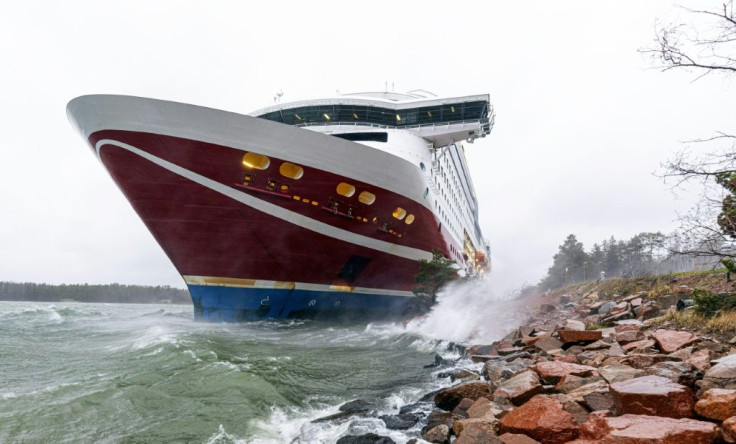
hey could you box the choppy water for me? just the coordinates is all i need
[0,300,487,443]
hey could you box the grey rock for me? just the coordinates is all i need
[379,413,420,430]
[337,433,396,444]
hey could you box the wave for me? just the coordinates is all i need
[405,278,526,344]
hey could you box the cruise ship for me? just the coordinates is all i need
[67,90,493,321]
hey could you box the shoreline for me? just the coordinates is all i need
[333,277,736,443]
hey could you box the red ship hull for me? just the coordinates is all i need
[68,95,456,321]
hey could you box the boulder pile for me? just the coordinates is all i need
[407,291,736,443]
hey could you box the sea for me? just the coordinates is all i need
[0,283,524,443]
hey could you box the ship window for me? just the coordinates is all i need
[279,162,304,179]
[242,152,270,170]
[392,207,406,220]
[359,191,376,205]
[336,182,355,197]
[334,132,388,142]
[405,214,415,225]
[256,101,488,128]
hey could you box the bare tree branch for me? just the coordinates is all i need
[641,1,736,76]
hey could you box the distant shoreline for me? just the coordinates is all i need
[0,281,190,305]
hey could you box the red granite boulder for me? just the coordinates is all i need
[622,339,656,352]
[532,361,598,385]
[570,411,718,444]
[652,329,699,353]
[557,330,603,343]
[610,375,696,418]
[498,395,579,444]
[454,420,502,443]
[694,388,736,421]
[493,369,543,406]
[453,416,497,437]
[498,433,540,444]
[614,329,645,344]
[466,397,495,419]
[687,348,713,373]
[723,416,736,443]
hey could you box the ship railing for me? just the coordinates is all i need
[292,117,492,136]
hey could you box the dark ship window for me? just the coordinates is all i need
[333,132,388,143]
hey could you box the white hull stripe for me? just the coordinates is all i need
[95,139,433,262]
[183,275,415,297]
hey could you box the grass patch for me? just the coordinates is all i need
[656,309,736,336]
[666,268,727,278]
[596,277,654,299]
[586,323,606,330]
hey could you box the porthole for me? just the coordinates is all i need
[336,182,356,197]
[242,152,270,170]
[392,207,407,220]
[279,162,304,179]
[405,214,415,225]
[359,191,376,205]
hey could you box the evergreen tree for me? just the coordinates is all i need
[542,234,588,289]
[413,249,458,303]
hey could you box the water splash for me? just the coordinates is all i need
[406,278,532,344]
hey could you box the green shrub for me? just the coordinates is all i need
[412,248,458,303]
[692,289,736,317]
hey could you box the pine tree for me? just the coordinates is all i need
[412,249,458,303]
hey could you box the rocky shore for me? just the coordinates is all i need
[332,280,736,443]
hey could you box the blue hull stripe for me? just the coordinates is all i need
[188,284,411,322]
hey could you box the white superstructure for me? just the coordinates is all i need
[253,91,494,273]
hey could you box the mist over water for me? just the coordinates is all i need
[407,279,531,344]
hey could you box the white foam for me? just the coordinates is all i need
[204,424,248,444]
[131,325,179,350]
[212,361,251,371]
[406,279,526,344]
[47,310,62,322]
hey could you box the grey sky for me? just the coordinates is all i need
[1,1,733,293]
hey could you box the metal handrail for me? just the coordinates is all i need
[289,118,492,135]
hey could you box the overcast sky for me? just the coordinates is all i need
[1,1,733,293]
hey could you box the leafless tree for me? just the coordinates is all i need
[644,2,736,260]
[643,1,736,79]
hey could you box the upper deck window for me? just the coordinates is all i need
[257,101,487,129]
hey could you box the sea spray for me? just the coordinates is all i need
[406,278,532,344]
